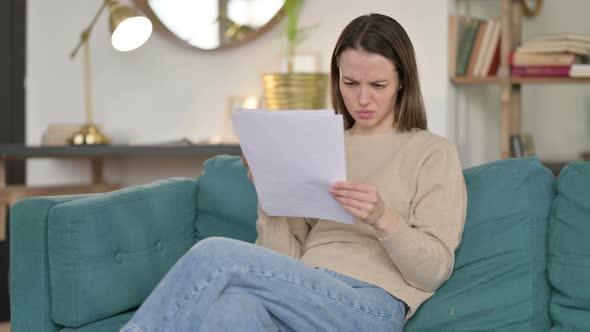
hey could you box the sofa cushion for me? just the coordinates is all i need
[195,155,258,243]
[48,178,198,328]
[548,162,590,331]
[406,158,555,331]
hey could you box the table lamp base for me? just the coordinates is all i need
[69,124,111,145]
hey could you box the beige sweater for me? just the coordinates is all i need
[255,129,467,318]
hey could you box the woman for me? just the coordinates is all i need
[121,13,466,332]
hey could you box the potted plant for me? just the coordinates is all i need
[262,0,329,110]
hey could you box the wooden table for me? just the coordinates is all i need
[0,144,242,241]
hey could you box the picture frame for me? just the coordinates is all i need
[221,95,260,143]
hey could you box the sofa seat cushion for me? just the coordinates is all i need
[60,311,134,332]
[406,158,555,331]
[195,155,258,243]
[548,162,590,331]
[48,178,198,328]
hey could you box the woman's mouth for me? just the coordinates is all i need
[356,111,374,120]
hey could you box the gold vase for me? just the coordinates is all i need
[262,73,329,110]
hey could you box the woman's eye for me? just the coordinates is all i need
[344,82,356,86]
[373,84,386,89]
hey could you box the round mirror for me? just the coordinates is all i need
[134,0,285,51]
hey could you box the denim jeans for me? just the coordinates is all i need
[120,237,406,332]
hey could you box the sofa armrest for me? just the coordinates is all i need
[47,177,198,328]
[10,194,92,332]
[10,177,198,331]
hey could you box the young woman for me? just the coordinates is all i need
[121,13,466,332]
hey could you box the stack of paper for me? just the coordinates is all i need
[232,109,355,224]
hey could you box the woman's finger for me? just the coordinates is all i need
[329,188,374,202]
[331,181,374,193]
[340,203,369,220]
[334,196,373,212]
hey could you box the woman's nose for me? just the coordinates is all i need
[358,86,371,106]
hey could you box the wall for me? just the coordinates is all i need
[26,0,451,186]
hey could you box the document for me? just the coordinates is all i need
[232,109,355,224]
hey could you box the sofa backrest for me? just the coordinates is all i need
[548,162,590,331]
[197,155,559,330]
[405,157,556,331]
[194,155,258,243]
[46,178,198,328]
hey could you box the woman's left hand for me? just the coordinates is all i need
[329,181,387,226]
[330,181,399,238]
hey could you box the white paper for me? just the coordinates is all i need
[232,109,355,224]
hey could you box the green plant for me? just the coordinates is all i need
[283,0,316,73]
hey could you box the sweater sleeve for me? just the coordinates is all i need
[380,142,467,292]
[255,203,315,259]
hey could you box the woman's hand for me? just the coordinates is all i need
[329,181,399,238]
[329,181,385,224]
[240,155,254,183]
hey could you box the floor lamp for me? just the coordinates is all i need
[69,0,152,145]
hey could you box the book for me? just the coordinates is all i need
[529,33,590,44]
[486,41,501,76]
[478,19,501,77]
[456,18,482,77]
[41,124,84,146]
[510,134,524,158]
[521,133,536,157]
[448,15,467,77]
[511,65,571,77]
[509,133,536,158]
[517,41,590,56]
[511,52,578,66]
[466,21,488,77]
[569,64,590,77]
[473,19,495,77]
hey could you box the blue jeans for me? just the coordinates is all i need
[120,237,406,332]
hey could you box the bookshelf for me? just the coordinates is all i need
[450,0,590,159]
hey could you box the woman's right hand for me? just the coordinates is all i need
[241,155,254,183]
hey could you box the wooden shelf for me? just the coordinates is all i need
[0,144,242,159]
[450,76,500,84]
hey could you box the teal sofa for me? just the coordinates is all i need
[9,155,590,331]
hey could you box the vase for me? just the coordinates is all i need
[262,73,329,110]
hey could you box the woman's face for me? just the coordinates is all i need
[338,48,400,135]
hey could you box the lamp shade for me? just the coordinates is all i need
[109,1,152,51]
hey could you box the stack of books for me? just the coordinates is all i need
[511,33,590,78]
[41,124,83,146]
[449,15,502,78]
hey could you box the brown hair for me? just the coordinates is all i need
[330,13,427,132]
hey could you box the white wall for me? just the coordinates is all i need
[26,0,450,186]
